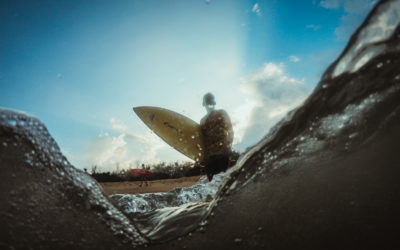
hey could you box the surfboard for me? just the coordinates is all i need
[133,106,204,162]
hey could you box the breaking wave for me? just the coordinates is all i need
[1,0,400,248]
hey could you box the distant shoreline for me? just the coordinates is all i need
[99,175,202,195]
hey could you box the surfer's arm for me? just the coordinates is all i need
[220,110,234,146]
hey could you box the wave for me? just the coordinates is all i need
[1,0,400,249]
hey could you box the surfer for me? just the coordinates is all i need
[200,92,234,181]
[139,164,149,187]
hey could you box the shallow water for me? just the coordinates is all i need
[0,108,148,246]
[1,0,400,248]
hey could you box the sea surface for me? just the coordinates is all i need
[1,0,400,249]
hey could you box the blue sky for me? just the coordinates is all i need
[0,0,376,171]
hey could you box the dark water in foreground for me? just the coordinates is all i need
[1,0,400,249]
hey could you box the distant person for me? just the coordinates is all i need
[139,164,149,187]
[200,92,234,181]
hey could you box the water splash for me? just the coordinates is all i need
[331,0,400,77]
[0,108,148,246]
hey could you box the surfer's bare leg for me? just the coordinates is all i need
[139,176,145,187]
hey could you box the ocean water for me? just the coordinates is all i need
[1,0,400,248]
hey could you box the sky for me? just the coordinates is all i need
[0,0,376,172]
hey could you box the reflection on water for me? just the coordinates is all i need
[1,0,400,247]
[110,173,227,242]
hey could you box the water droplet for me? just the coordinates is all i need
[376,62,383,68]
[257,226,263,231]
[322,84,328,89]
[234,238,242,244]
[17,120,25,126]
[348,133,358,139]
[395,75,400,80]
[199,220,208,226]
[191,135,195,139]
[8,119,16,126]
[2,142,7,147]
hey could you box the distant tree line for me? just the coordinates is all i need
[88,151,240,182]
[88,162,202,182]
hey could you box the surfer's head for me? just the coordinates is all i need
[203,92,216,111]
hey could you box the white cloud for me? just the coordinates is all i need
[85,133,130,171]
[84,130,169,172]
[233,63,311,150]
[318,0,376,40]
[84,117,184,172]
[124,131,164,164]
[252,3,261,16]
[319,0,341,9]
[306,24,321,31]
[110,117,128,132]
[289,55,300,63]
[231,98,258,145]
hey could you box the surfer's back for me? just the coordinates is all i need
[200,109,233,158]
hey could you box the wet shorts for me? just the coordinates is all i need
[203,154,230,181]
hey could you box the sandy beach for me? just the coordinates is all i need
[99,175,202,195]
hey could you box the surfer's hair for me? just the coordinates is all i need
[203,92,216,106]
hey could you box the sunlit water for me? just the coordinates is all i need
[0,108,148,245]
[110,173,226,241]
[0,0,399,247]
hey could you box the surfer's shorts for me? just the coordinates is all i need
[203,154,230,181]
